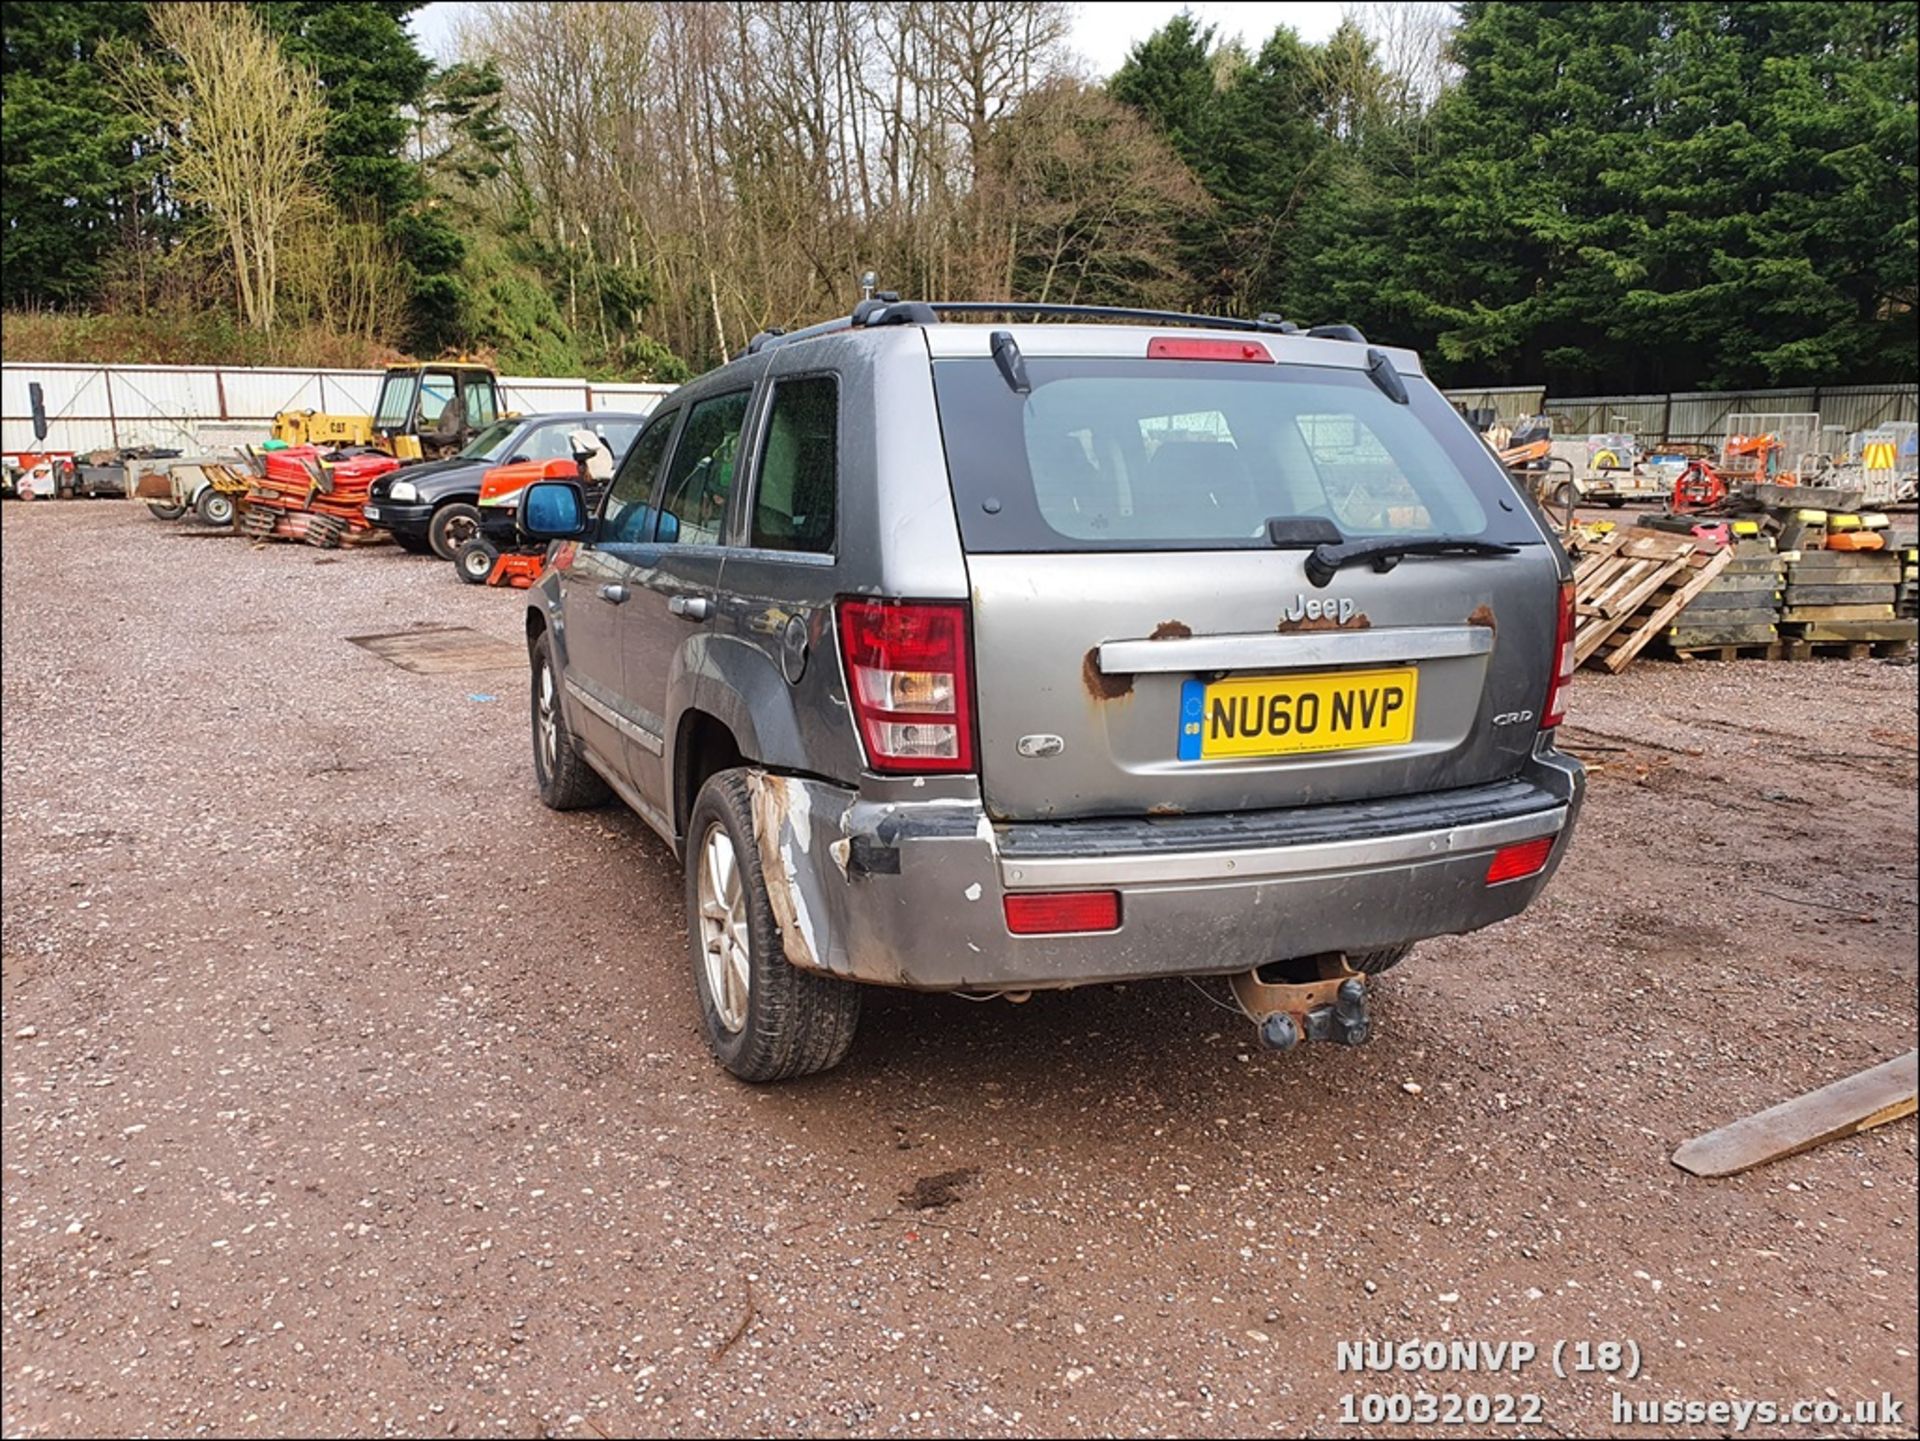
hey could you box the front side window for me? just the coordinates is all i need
[600,412,676,544]
[416,371,456,425]
[462,374,498,427]
[751,377,837,554]
[655,391,751,546]
[522,424,579,462]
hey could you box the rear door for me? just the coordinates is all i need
[558,410,679,795]
[930,339,1562,822]
[617,389,756,811]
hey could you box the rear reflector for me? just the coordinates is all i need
[1004,891,1122,935]
[1146,336,1273,363]
[1485,836,1556,885]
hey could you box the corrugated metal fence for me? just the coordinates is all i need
[1443,381,1917,444]
[1,362,677,455]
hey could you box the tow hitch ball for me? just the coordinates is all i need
[1231,960,1371,1055]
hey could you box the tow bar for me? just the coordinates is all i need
[1232,954,1370,1054]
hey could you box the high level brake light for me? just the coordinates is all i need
[837,598,976,773]
[1146,336,1274,363]
[1542,580,1575,728]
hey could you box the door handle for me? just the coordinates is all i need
[598,584,629,605]
[668,595,712,622]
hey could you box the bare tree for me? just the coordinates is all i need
[112,2,328,335]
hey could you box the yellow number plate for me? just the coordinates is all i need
[1177,668,1417,760]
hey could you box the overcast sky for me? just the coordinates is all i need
[408,2,1352,74]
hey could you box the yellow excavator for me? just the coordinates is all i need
[272,362,505,461]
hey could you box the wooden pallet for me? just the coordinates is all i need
[1669,641,1785,662]
[1572,531,1708,669]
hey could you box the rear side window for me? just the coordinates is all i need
[751,377,837,554]
[934,359,1539,552]
[600,412,676,544]
[655,390,751,545]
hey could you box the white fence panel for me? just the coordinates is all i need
[4,361,677,456]
[500,378,590,413]
[589,383,674,414]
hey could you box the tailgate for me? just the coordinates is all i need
[929,339,1560,822]
[968,548,1558,820]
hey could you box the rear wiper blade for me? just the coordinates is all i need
[1305,535,1519,588]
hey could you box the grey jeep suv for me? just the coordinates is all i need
[518,300,1585,1081]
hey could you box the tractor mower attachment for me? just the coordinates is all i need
[458,433,617,588]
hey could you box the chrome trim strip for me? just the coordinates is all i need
[998,807,1565,889]
[565,677,665,754]
[1098,624,1494,675]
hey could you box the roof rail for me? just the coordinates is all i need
[924,301,1301,334]
[750,299,1367,354]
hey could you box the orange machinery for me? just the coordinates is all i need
[455,456,580,587]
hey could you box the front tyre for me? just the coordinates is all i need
[686,770,861,1082]
[428,501,482,560]
[147,501,188,521]
[529,631,610,810]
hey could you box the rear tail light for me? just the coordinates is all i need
[1486,835,1556,885]
[1146,336,1273,363]
[1004,891,1122,935]
[1542,580,1575,728]
[837,598,976,773]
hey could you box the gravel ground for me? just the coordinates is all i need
[4,501,1916,1438]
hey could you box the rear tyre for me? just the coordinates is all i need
[195,488,236,526]
[686,769,861,1082]
[146,501,188,521]
[394,533,434,555]
[1348,943,1414,975]
[428,501,482,560]
[1549,481,1577,511]
[1604,497,1627,509]
[456,538,499,585]
[529,632,610,811]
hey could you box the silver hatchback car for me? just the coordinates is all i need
[518,301,1584,1081]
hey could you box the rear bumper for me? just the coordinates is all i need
[747,747,1584,991]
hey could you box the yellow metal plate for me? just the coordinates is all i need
[1179,668,1417,760]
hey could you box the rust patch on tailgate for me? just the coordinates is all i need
[1276,613,1372,633]
[1468,603,1498,631]
[1083,647,1133,702]
[1149,620,1193,641]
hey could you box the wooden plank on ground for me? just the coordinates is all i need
[1783,585,1899,606]
[1672,1050,1917,1178]
[1601,545,1733,672]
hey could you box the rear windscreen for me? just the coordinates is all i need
[931,358,1543,552]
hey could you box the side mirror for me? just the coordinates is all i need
[655,510,679,544]
[29,383,49,443]
[507,454,530,465]
[520,480,589,539]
